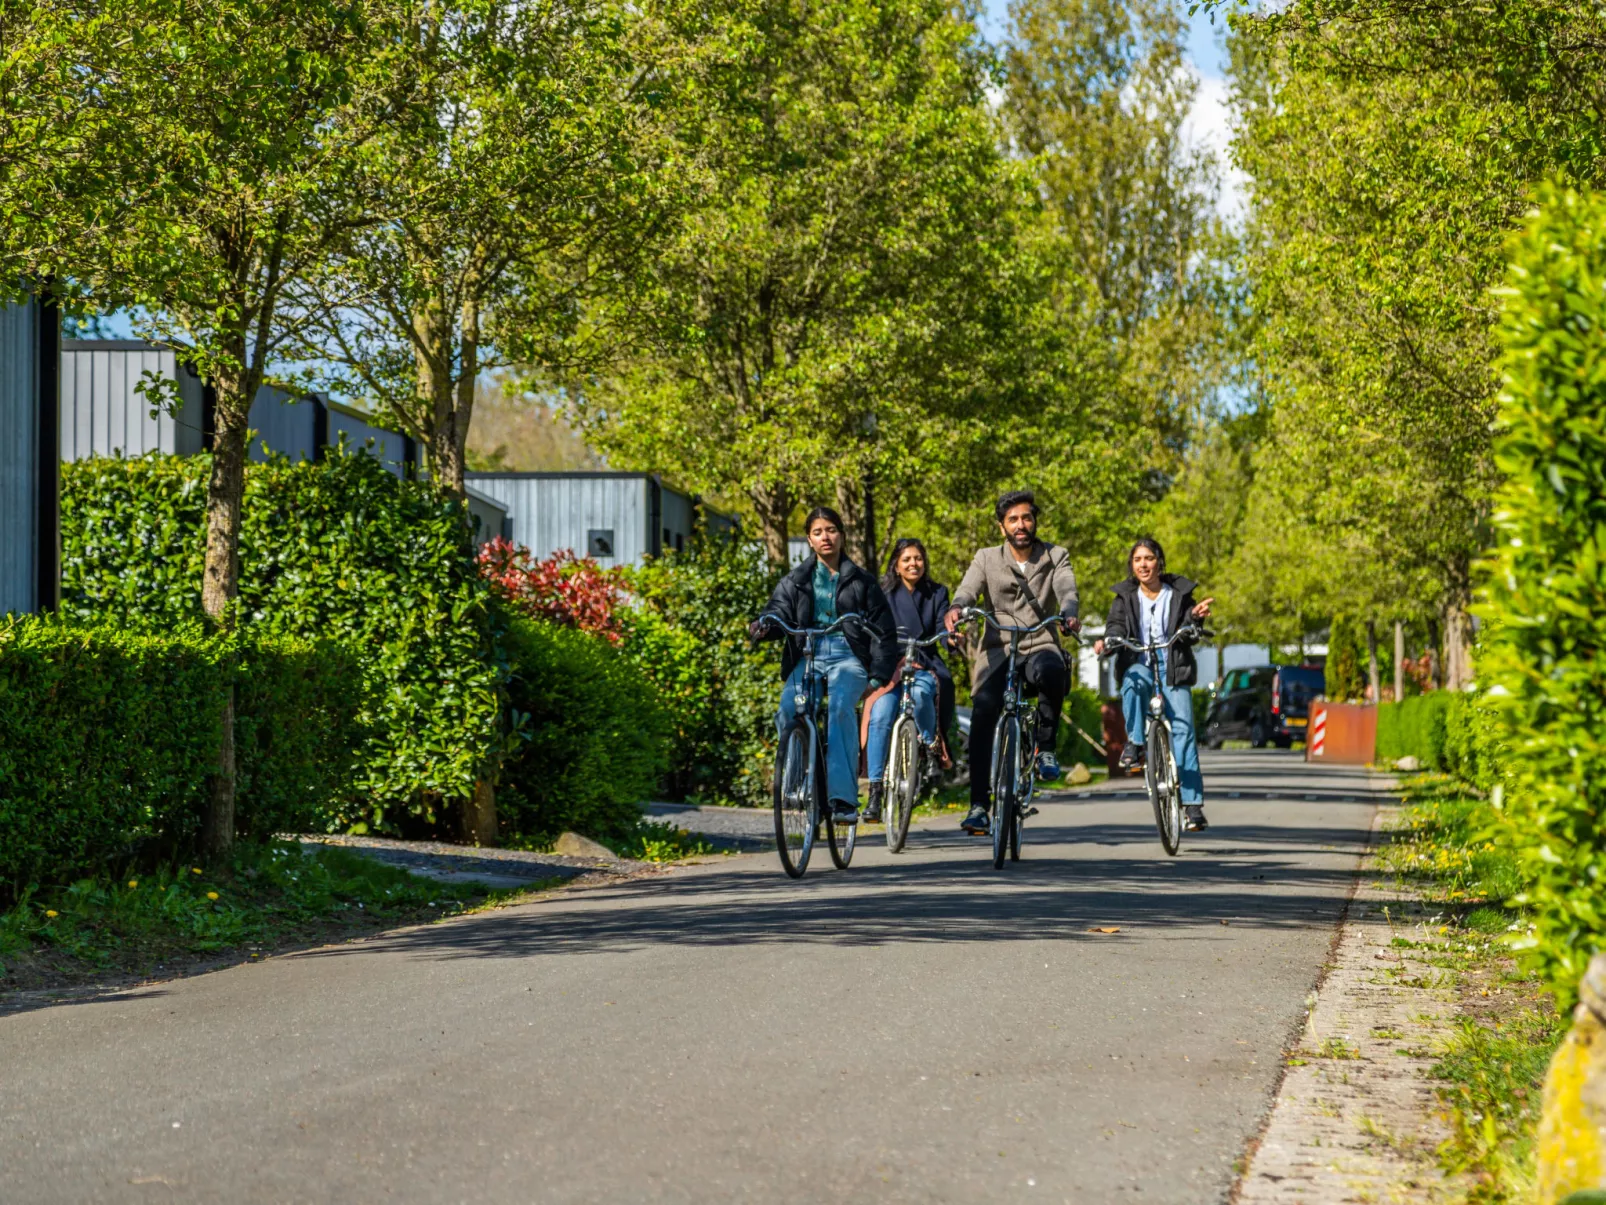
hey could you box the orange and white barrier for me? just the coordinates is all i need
[1304,701,1376,765]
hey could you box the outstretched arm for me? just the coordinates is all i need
[945,553,987,633]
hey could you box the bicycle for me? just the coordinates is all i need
[883,633,950,854]
[1102,624,1210,856]
[957,608,1068,869]
[760,613,862,879]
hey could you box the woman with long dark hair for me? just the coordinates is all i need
[749,506,897,824]
[1095,537,1215,830]
[859,538,954,822]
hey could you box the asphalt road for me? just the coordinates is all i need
[0,749,1384,1204]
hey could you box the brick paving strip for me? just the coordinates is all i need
[1235,802,1455,1203]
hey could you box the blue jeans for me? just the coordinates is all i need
[865,671,938,783]
[776,634,868,805]
[1121,656,1203,804]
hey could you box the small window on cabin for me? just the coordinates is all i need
[588,529,615,559]
[675,533,685,552]
[663,527,672,547]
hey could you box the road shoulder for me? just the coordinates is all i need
[1235,800,1453,1203]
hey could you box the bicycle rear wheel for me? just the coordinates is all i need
[825,736,856,869]
[887,717,919,853]
[773,722,816,877]
[1148,719,1180,856]
[991,715,1018,869]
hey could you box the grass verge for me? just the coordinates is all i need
[0,841,534,1001]
[1377,773,1563,1205]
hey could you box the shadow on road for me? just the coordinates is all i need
[301,805,1375,965]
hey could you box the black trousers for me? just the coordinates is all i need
[968,650,1068,809]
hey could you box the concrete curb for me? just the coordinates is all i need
[1234,802,1454,1203]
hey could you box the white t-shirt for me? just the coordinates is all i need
[1140,585,1172,651]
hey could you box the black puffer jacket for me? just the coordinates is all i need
[1105,573,1202,688]
[758,554,898,684]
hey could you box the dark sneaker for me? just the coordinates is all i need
[863,782,884,824]
[960,806,991,835]
[1184,805,1208,832]
[1118,743,1145,774]
[830,799,860,825]
[1036,751,1061,782]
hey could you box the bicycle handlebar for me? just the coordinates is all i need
[957,607,1070,637]
[757,613,862,639]
[1102,623,1212,655]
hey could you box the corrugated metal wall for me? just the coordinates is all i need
[660,487,693,555]
[0,300,39,614]
[248,385,318,463]
[61,340,205,459]
[327,402,412,477]
[466,474,651,566]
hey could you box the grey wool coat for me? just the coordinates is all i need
[950,541,1079,688]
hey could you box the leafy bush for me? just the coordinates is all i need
[479,539,626,641]
[1057,686,1106,767]
[498,616,671,840]
[0,618,357,899]
[618,534,781,806]
[1377,692,1454,768]
[1479,184,1606,1004]
[61,450,505,830]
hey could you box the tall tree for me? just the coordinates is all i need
[570,0,1026,566]
[27,0,388,857]
[1222,0,1606,682]
[295,0,661,500]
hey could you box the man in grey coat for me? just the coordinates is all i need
[944,490,1081,835]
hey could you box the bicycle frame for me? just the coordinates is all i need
[1103,623,1208,855]
[958,608,1067,866]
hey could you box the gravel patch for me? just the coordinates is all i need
[302,834,636,889]
[646,803,774,852]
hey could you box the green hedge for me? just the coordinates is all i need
[1479,184,1606,1004]
[0,618,358,898]
[61,450,504,831]
[618,535,780,806]
[499,617,671,840]
[1375,692,1502,790]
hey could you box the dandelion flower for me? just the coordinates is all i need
[192,867,203,875]
[207,892,219,901]
[127,880,138,889]
[45,910,58,918]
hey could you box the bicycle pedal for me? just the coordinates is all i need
[1023,806,1039,819]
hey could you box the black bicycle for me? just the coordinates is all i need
[760,613,861,878]
[883,633,950,854]
[958,608,1068,869]
[1103,624,1210,856]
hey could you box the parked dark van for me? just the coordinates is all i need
[1203,664,1326,749]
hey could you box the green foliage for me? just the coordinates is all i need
[618,535,782,806]
[1377,693,1453,769]
[1480,184,1606,1006]
[1325,615,1366,702]
[1056,685,1106,768]
[61,451,505,828]
[499,616,671,841]
[0,618,357,900]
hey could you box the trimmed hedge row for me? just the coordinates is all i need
[1375,693,1502,792]
[61,450,505,831]
[1480,185,1606,1003]
[0,618,358,898]
[499,617,671,841]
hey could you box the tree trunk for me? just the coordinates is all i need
[461,778,497,846]
[1214,635,1226,690]
[1444,603,1474,691]
[1426,616,1442,690]
[1366,619,1380,703]
[198,355,256,865]
[1393,620,1405,703]
[833,473,876,570]
[752,481,790,569]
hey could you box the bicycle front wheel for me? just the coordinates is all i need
[1163,737,1183,854]
[887,717,919,853]
[1148,720,1180,856]
[773,722,816,877]
[991,715,1018,870]
[1012,734,1035,862]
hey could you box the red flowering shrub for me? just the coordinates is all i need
[477,538,625,643]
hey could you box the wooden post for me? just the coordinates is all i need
[1393,620,1405,703]
[1366,619,1380,703]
